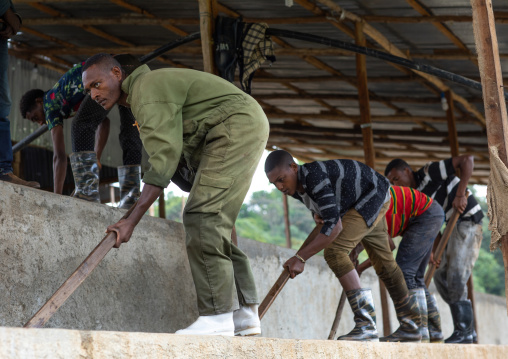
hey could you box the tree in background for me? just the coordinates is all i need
[159,186,505,297]
[470,186,505,296]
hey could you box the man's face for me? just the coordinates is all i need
[25,99,45,126]
[266,163,299,196]
[386,167,414,187]
[82,64,123,111]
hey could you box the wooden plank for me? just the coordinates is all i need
[24,203,139,328]
[283,194,292,249]
[258,225,322,319]
[470,0,508,313]
[424,208,462,287]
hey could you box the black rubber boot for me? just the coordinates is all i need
[117,165,141,209]
[337,288,379,342]
[410,288,430,343]
[379,293,422,343]
[70,151,100,202]
[445,301,473,344]
[426,293,444,343]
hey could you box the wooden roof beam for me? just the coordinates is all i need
[108,0,189,37]
[312,0,486,127]
[405,0,478,67]
[27,2,134,47]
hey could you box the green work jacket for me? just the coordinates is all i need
[122,65,253,188]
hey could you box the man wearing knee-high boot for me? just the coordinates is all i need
[385,156,483,344]
[265,150,422,342]
[19,55,142,205]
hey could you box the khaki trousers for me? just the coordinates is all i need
[324,201,408,302]
[183,98,269,315]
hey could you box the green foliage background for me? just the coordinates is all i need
[157,186,505,297]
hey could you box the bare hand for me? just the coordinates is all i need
[107,218,136,248]
[429,252,441,268]
[313,213,324,225]
[452,195,467,214]
[283,256,305,278]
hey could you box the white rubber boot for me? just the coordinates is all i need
[234,304,261,336]
[175,312,234,336]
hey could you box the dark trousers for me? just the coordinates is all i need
[396,201,444,296]
[71,95,142,165]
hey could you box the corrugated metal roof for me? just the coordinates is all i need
[7,0,508,184]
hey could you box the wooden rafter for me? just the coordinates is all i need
[405,0,478,66]
[309,0,486,127]
[108,0,189,37]
[27,2,135,47]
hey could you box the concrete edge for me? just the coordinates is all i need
[1,327,508,359]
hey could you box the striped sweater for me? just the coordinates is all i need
[386,186,433,237]
[414,158,483,224]
[292,160,391,236]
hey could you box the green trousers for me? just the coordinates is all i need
[183,98,269,315]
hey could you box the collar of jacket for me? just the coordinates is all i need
[121,64,151,105]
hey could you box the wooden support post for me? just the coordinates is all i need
[283,194,292,248]
[198,0,217,74]
[158,192,166,219]
[355,21,391,334]
[446,91,459,156]
[446,89,479,340]
[355,22,375,169]
[470,0,508,313]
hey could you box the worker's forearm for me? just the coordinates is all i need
[297,232,337,261]
[126,183,163,225]
[53,155,67,194]
[456,157,474,196]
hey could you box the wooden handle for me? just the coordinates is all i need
[424,206,462,287]
[24,203,138,328]
[258,224,322,320]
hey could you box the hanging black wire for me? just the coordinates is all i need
[266,28,507,100]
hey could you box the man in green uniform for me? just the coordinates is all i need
[82,53,269,336]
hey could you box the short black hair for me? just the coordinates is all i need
[19,89,45,118]
[384,159,411,176]
[83,53,122,73]
[265,150,295,173]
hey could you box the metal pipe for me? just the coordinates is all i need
[12,124,48,153]
[266,28,507,99]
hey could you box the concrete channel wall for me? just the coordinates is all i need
[1,181,507,344]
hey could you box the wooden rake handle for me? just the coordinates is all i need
[258,224,323,320]
[424,197,467,287]
[24,203,138,328]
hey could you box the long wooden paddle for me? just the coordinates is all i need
[424,203,464,287]
[24,203,138,328]
[258,224,323,320]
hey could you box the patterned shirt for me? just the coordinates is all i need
[43,62,86,130]
[386,186,433,237]
[414,158,483,224]
[292,160,391,236]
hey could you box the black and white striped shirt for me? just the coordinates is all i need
[292,160,391,236]
[414,158,483,224]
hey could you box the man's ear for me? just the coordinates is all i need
[36,97,43,104]
[112,66,124,80]
[290,162,298,173]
